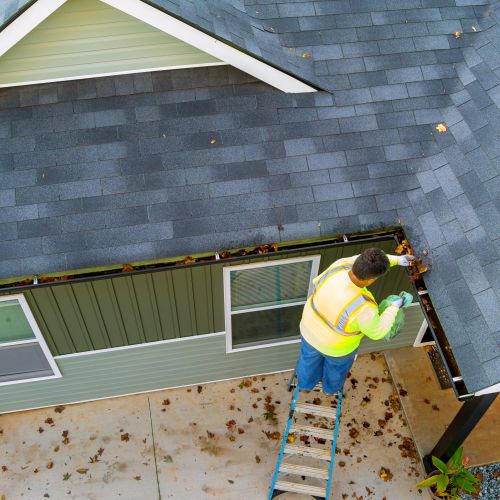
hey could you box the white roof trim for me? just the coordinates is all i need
[0,0,316,93]
[99,0,316,93]
[474,382,500,396]
[0,0,68,58]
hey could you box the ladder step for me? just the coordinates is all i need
[279,462,329,479]
[295,402,337,419]
[284,443,331,460]
[290,424,333,441]
[274,480,326,497]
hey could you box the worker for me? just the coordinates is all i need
[297,247,415,396]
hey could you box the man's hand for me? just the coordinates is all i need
[391,297,404,308]
[397,255,416,267]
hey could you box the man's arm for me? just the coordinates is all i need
[349,302,399,340]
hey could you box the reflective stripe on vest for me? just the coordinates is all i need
[310,264,375,337]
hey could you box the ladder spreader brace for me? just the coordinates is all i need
[268,371,343,499]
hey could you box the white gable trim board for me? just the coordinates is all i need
[0,0,316,92]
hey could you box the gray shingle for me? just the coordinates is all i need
[284,137,324,156]
[441,219,474,259]
[337,196,377,216]
[434,164,465,199]
[474,288,500,332]
[384,143,421,161]
[463,315,498,363]
[457,253,491,295]
[307,151,347,170]
[267,156,308,175]
[312,183,354,201]
[386,67,424,84]
[448,194,481,232]
[418,211,446,248]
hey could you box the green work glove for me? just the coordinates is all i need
[385,294,404,308]
[399,291,413,308]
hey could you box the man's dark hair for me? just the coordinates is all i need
[352,248,390,280]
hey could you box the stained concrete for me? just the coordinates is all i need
[0,353,427,499]
[385,346,500,467]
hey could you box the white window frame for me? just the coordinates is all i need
[223,255,321,353]
[0,294,62,386]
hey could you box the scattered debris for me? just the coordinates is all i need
[454,31,462,38]
[62,472,71,481]
[263,431,280,440]
[61,430,70,445]
[435,123,447,133]
[349,428,359,439]
[121,433,130,442]
[378,467,393,481]
[76,468,88,474]
[255,455,261,464]
[54,406,66,413]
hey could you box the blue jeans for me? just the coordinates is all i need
[296,338,358,395]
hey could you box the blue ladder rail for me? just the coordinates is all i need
[268,371,343,500]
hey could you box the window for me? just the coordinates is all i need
[0,295,61,385]
[223,256,320,352]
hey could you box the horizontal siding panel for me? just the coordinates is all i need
[0,0,219,86]
[0,305,422,413]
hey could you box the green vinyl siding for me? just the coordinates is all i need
[0,306,423,414]
[0,0,221,87]
[0,237,414,356]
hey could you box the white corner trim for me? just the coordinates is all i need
[0,0,68,58]
[413,318,435,347]
[54,331,225,359]
[100,0,316,93]
[474,382,500,397]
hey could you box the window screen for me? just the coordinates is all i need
[225,256,320,350]
[0,299,36,343]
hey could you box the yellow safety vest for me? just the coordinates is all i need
[300,263,376,357]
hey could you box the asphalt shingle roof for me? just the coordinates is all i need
[0,0,499,393]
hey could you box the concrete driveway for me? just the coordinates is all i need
[0,352,427,499]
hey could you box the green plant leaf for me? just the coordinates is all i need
[432,456,448,474]
[416,475,439,488]
[447,447,463,469]
[454,475,478,493]
[461,469,480,483]
[436,473,449,493]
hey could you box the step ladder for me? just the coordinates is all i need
[268,372,343,499]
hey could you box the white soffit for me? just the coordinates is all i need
[0,0,316,92]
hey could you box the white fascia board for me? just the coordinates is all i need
[100,0,316,93]
[0,0,68,58]
[474,382,500,396]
